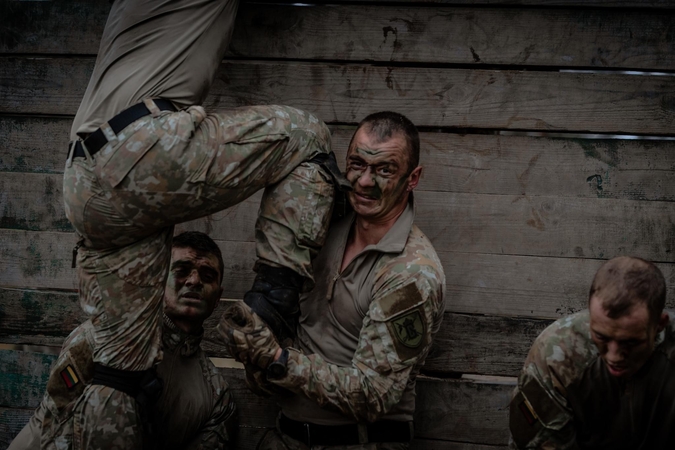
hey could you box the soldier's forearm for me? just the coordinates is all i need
[270,348,408,422]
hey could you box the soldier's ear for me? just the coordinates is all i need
[406,166,422,191]
[657,312,669,333]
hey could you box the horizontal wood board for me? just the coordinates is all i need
[4,230,675,318]
[5,117,675,202]
[4,288,675,377]
[0,287,557,376]
[0,350,514,446]
[5,169,675,262]
[2,58,675,134]
[2,2,674,70]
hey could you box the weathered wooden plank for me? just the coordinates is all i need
[5,174,675,261]
[5,117,675,202]
[0,117,70,174]
[319,0,675,6]
[0,350,54,408]
[3,1,674,70]
[415,377,512,445]
[0,289,84,347]
[2,58,674,134]
[0,350,513,446]
[0,407,33,450]
[0,229,257,295]
[0,173,72,232]
[0,288,548,377]
[4,231,675,318]
[415,191,675,262]
[231,5,675,70]
[5,284,675,378]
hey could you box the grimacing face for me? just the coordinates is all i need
[589,296,668,379]
[163,246,223,325]
[345,128,421,221]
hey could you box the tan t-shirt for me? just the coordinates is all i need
[278,199,446,425]
[71,0,239,140]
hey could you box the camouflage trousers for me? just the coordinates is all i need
[258,429,409,450]
[62,103,334,447]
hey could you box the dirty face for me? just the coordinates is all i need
[164,246,223,326]
[346,128,420,221]
[589,296,667,379]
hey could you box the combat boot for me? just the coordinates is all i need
[243,263,305,346]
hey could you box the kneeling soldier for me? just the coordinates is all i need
[510,256,675,449]
[9,232,237,450]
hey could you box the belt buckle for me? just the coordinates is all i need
[304,423,311,448]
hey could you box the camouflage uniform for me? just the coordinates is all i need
[63,0,335,445]
[510,310,675,450]
[9,315,236,450]
[258,198,445,448]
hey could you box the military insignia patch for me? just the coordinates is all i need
[60,365,80,389]
[392,310,424,348]
[518,399,538,426]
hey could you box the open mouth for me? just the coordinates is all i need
[606,363,627,376]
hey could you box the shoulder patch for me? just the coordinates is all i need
[509,390,542,447]
[391,310,425,348]
[375,282,425,320]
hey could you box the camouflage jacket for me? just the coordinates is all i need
[274,199,446,424]
[33,316,236,450]
[510,310,675,450]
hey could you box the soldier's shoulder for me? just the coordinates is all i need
[381,224,444,282]
[528,310,597,384]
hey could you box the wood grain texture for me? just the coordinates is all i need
[0,407,33,450]
[5,288,675,377]
[0,289,547,377]
[2,58,675,134]
[0,350,54,408]
[5,171,675,262]
[230,5,675,70]
[3,1,674,70]
[0,289,84,347]
[4,231,675,318]
[314,0,675,6]
[0,117,71,174]
[0,350,514,446]
[6,117,675,202]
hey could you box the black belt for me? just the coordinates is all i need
[278,413,413,447]
[69,98,176,159]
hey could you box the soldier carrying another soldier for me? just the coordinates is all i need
[62,0,350,447]
[220,112,446,449]
[9,231,237,450]
[510,256,675,449]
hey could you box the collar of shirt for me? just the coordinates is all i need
[336,194,416,259]
[162,313,203,357]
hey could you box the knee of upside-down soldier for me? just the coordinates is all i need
[271,105,331,152]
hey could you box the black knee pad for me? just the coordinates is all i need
[244,264,305,344]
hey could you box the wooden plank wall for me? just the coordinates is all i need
[1,0,674,448]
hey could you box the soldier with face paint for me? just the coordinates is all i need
[219,111,446,449]
[9,232,236,450]
[510,256,675,450]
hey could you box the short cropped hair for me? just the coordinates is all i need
[172,231,224,283]
[589,256,666,323]
[352,111,420,173]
